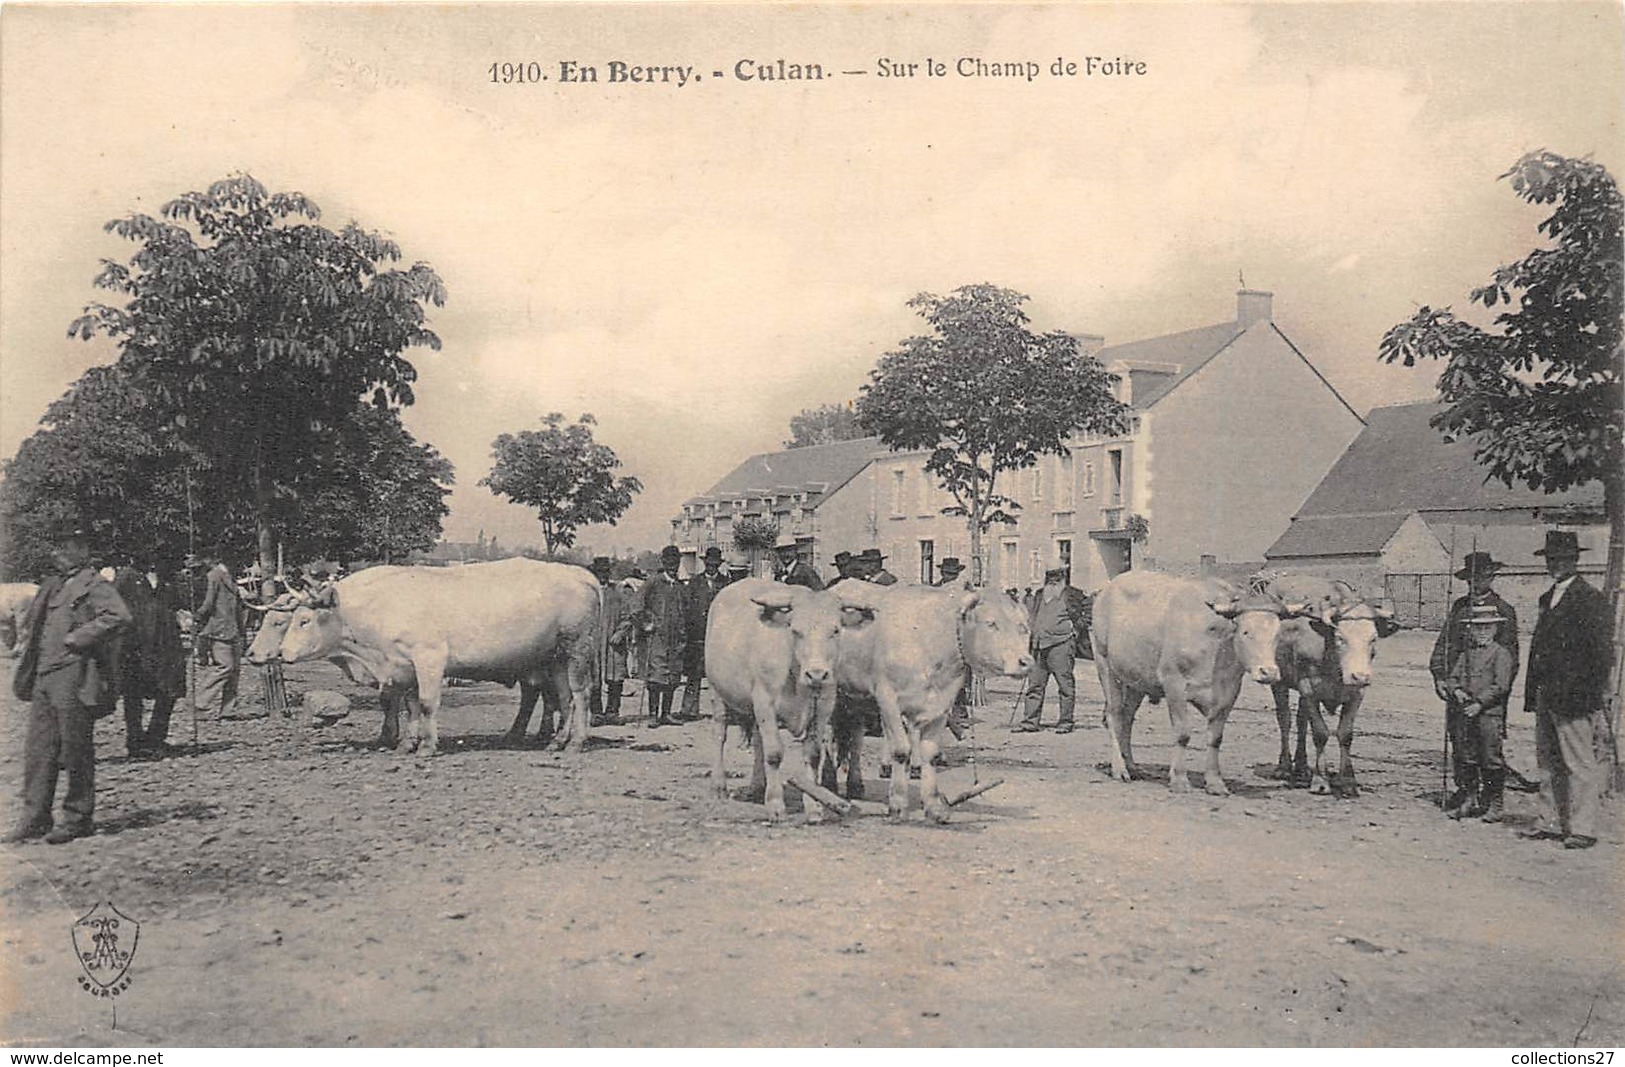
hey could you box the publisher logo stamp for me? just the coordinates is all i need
[72,901,139,998]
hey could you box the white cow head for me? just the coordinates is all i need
[276,585,347,665]
[1306,593,1402,688]
[1207,590,1297,685]
[244,591,310,664]
[749,586,852,691]
[960,589,1034,677]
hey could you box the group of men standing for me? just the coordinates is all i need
[1429,532,1612,850]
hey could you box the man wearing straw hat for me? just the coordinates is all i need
[1430,551,1519,813]
[1519,530,1611,850]
[1439,602,1517,821]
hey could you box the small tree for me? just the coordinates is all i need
[856,284,1129,584]
[785,402,866,448]
[481,412,642,555]
[732,516,781,577]
[1378,149,1623,751]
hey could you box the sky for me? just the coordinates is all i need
[2,2,1621,555]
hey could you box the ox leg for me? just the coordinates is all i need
[410,650,449,757]
[1096,659,1140,783]
[918,717,950,824]
[712,707,733,799]
[506,682,542,746]
[556,635,596,755]
[874,686,912,819]
[1292,685,1314,786]
[1163,676,1195,793]
[397,692,423,755]
[1201,703,1232,797]
[1270,684,1294,779]
[378,692,401,750]
[1333,693,1363,798]
[747,721,766,802]
[752,689,788,822]
[1303,697,1333,795]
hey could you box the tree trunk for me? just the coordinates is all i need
[967,465,984,587]
[253,430,276,600]
[1604,474,1624,790]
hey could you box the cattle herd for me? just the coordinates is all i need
[236,557,1402,825]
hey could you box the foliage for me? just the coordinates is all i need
[731,516,781,552]
[480,413,642,555]
[856,284,1129,583]
[784,402,866,448]
[1125,513,1150,545]
[68,174,446,581]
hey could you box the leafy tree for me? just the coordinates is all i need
[480,412,642,555]
[1378,150,1623,736]
[856,284,1129,584]
[68,174,446,588]
[785,402,866,448]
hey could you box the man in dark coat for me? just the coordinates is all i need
[6,526,131,844]
[858,548,897,586]
[113,556,188,758]
[934,557,966,587]
[826,550,858,587]
[680,546,730,721]
[1430,551,1521,813]
[774,538,825,591]
[1519,531,1612,849]
[1017,566,1090,734]
[587,557,628,726]
[633,546,688,727]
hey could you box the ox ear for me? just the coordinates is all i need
[1206,595,1241,619]
[308,584,337,609]
[1374,606,1403,638]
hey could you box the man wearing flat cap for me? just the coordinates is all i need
[679,546,730,721]
[1017,565,1090,734]
[1430,551,1520,814]
[1519,530,1611,850]
[7,525,131,844]
[631,546,687,727]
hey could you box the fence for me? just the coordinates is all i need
[1383,573,1455,631]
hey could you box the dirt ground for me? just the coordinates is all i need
[1,631,1621,1047]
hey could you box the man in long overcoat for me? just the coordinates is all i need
[680,546,730,721]
[6,526,131,844]
[1518,530,1612,850]
[633,546,688,727]
[588,557,630,726]
[113,556,188,757]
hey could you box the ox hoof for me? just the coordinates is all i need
[1168,774,1193,794]
[1264,763,1292,781]
[1337,779,1360,800]
[1204,777,1230,797]
[1309,777,1332,796]
[925,803,951,825]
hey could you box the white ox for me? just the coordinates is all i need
[247,559,600,756]
[0,582,39,655]
[1091,570,1296,795]
[829,584,1033,823]
[1266,574,1401,797]
[706,578,878,823]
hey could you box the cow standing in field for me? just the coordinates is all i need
[247,559,600,756]
[831,584,1033,823]
[1265,575,1401,797]
[706,578,878,822]
[0,582,40,655]
[1090,570,1296,795]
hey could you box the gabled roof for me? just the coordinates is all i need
[1290,401,1604,517]
[699,435,882,506]
[1265,513,1410,560]
[1097,321,1245,409]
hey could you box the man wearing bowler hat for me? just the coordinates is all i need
[934,557,966,587]
[6,525,131,844]
[631,546,688,727]
[826,550,858,587]
[1430,550,1520,813]
[1519,530,1611,849]
[774,537,825,591]
[679,546,730,721]
[858,548,897,586]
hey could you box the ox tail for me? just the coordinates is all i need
[594,583,606,691]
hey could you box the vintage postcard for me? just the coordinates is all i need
[1,1,1621,1050]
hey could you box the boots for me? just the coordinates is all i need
[1447,767,1481,818]
[1479,768,1505,823]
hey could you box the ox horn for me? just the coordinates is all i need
[834,584,882,615]
[750,589,796,614]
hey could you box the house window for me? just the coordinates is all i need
[1029,549,1043,586]
[1030,463,1044,503]
[1107,448,1124,505]
[917,465,934,516]
[1001,539,1019,589]
[1055,538,1072,585]
[919,540,935,584]
[891,468,907,517]
[1082,461,1096,498]
[1057,454,1075,510]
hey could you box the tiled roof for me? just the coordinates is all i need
[699,436,883,506]
[1265,513,1410,559]
[1291,401,1605,516]
[1097,321,1245,409]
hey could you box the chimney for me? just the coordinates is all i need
[1237,289,1273,328]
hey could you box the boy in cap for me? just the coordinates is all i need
[1520,530,1611,849]
[1440,603,1516,821]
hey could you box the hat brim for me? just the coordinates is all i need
[1453,565,1503,579]
[1533,548,1584,557]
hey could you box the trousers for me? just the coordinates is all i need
[20,667,96,831]
[195,638,240,717]
[1449,706,1505,773]
[1533,689,1603,839]
[1022,643,1076,726]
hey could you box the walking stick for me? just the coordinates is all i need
[1440,528,1458,810]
